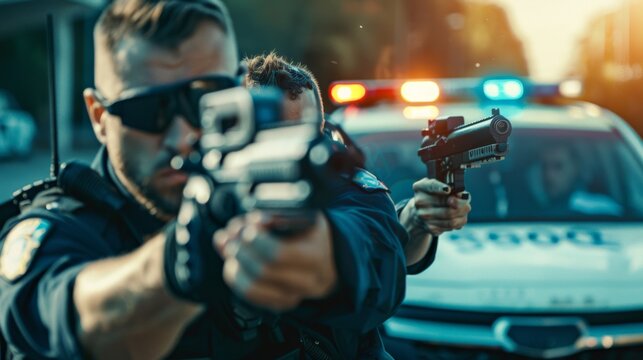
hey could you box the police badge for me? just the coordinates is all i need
[352,169,389,193]
[0,218,52,281]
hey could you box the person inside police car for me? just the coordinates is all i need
[538,142,622,216]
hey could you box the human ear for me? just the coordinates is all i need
[83,88,107,144]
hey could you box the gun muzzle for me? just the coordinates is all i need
[419,113,512,162]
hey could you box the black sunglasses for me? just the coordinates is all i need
[95,75,239,134]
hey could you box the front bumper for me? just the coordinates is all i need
[383,307,643,359]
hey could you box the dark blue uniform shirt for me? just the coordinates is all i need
[0,147,410,359]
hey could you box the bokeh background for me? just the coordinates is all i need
[0,0,640,196]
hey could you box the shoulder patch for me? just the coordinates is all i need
[0,218,53,281]
[352,169,389,193]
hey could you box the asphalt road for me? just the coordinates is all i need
[0,146,98,199]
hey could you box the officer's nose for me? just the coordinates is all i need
[163,116,201,157]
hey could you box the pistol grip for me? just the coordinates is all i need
[426,160,466,194]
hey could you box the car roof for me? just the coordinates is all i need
[332,101,621,135]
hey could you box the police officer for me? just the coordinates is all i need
[243,52,472,275]
[0,1,407,359]
[243,52,472,358]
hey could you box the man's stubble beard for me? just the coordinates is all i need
[119,149,183,220]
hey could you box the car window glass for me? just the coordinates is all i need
[355,127,643,222]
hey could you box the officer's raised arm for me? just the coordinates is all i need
[214,53,408,356]
[316,173,408,330]
[398,178,471,272]
[402,110,511,273]
[73,232,203,359]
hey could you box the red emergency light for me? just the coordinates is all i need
[329,80,440,106]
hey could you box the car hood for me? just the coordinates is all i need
[405,223,643,313]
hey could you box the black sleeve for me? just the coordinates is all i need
[0,209,116,359]
[395,198,440,275]
[405,235,439,275]
[292,179,408,333]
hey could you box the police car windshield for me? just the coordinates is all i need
[354,128,643,222]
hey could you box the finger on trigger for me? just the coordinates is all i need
[413,178,451,195]
[414,192,449,208]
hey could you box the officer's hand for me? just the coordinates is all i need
[401,178,471,237]
[214,212,337,312]
[164,175,226,303]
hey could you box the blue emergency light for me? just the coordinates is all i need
[481,79,525,101]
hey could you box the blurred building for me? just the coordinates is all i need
[572,0,643,135]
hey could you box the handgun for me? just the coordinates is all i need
[196,86,353,233]
[418,108,512,194]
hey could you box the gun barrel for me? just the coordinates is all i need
[445,115,511,151]
[420,114,512,161]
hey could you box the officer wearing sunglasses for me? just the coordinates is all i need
[0,1,407,359]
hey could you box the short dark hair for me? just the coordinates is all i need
[244,52,324,115]
[96,0,234,52]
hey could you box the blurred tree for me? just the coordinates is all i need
[460,2,528,76]
[398,0,527,78]
[227,0,528,110]
[401,0,466,78]
[226,0,313,61]
[227,0,397,109]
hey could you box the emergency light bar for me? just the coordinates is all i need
[329,77,583,107]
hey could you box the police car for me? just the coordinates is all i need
[328,78,643,359]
